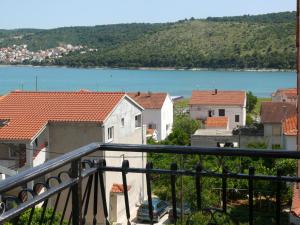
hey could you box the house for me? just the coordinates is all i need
[282,115,297,151]
[128,92,173,141]
[272,88,297,105]
[189,90,247,130]
[260,101,296,148]
[0,90,146,224]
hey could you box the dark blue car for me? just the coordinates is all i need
[137,198,169,223]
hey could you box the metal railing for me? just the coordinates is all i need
[0,143,299,225]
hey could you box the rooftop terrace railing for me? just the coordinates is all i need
[0,143,300,225]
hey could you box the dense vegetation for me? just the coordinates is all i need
[0,12,296,69]
[148,114,295,224]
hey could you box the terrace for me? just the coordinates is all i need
[0,143,300,225]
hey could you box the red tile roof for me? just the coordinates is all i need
[205,117,228,128]
[0,91,126,141]
[291,185,300,217]
[261,102,296,124]
[189,90,246,106]
[273,88,297,99]
[283,115,297,136]
[128,92,167,109]
[110,184,131,193]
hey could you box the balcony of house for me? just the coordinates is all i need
[0,143,299,225]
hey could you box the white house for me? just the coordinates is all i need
[189,90,247,130]
[128,92,173,141]
[261,101,296,148]
[0,90,146,224]
[272,88,297,105]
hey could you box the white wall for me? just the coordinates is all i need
[32,147,47,167]
[190,105,246,130]
[263,123,282,147]
[143,109,161,139]
[284,136,297,151]
[141,95,173,141]
[103,97,146,223]
[160,95,174,140]
[103,97,144,144]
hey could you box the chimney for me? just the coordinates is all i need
[213,89,218,95]
[136,91,141,97]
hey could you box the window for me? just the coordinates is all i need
[235,115,240,122]
[166,124,170,132]
[9,145,18,159]
[148,123,156,129]
[135,114,141,128]
[108,126,114,141]
[121,118,125,127]
[219,109,225,116]
[208,110,214,117]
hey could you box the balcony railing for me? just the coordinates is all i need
[0,143,300,225]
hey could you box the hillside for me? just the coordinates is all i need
[0,12,296,69]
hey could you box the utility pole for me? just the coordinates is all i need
[35,76,38,91]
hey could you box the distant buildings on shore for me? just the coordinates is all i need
[0,44,83,64]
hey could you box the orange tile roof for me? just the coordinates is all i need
[205,117,228,128]
[273,88,297,99]
[283,115,297,136]
[147,128,156,135]
[189,90,246,106]
[110,184,131,193]
[291,185,300,217]
[128,92,167,109]
[0,91,125,141]
[261,102,296,124]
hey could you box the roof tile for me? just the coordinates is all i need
[189,90,246,106]
[261,102,296,124]
[128,92,167,109]
[0,91,125,141]
[205,117,228,128]
[283,115,297,136]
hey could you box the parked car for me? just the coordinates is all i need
[168,202,191,223]
[137,198,169,223]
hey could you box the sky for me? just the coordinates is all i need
[0,0,296,29]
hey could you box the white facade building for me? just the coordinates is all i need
[128,92,173,141]
[272,88,297,105]
[261,101,296,148]
[0,91,146,224]
[189,90,247,130]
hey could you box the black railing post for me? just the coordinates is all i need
[171,163,178,225]
[195,163,202,211]
[146,162,154,225]
[222,167,227,213]
[276,169,282,225]
[71,159,83,225]
[98,159,109,225]
[122,160,131,225]
[248,167,255,225]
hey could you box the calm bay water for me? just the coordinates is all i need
[0,66,296,97]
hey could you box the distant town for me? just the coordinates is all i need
[0,44,84,64]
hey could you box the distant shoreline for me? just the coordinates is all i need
[0,64,295,72]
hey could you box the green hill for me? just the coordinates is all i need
[0,12,296,69]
